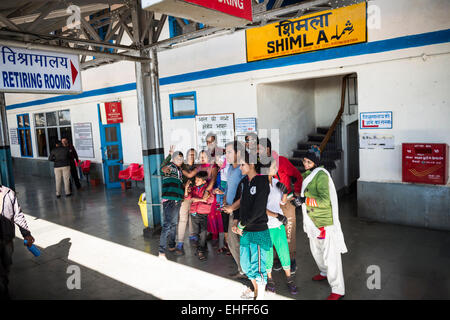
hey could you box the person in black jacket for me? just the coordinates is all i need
[233,151,272,300]
[48,141,71,198]
[61,138,81,190]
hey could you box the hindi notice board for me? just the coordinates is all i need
[360,111,393,129]
[360,133,395,150]
[9,128,19,145]
[74,123,94,158]
[246,2,367,62]
[235,117,257,134]
[195,113,235,151]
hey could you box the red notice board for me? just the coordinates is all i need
[104,101,123,124]
[402,143,449,185]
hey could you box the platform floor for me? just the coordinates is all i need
[7,170,450,300]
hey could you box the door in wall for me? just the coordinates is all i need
[347,120,360,185]
[98,106,124,189]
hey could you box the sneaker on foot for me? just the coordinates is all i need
[158,253,168,260]
[312,274,327,281]
[327,293,343,300]
[240,286,254,300]
[266,278,276,293]
[286,276,298,295]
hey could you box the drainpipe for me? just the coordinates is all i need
[0,93,15,190]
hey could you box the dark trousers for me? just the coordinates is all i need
[191,214,208,252]
[221,212,229,233]
[70,162,81,189]
[0,240,13,300]
[159,200,181,254]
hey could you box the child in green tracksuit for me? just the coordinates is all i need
[265,158,297,295]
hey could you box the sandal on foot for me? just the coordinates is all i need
[198,251,207,261]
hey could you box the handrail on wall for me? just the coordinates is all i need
[319,74,350,153]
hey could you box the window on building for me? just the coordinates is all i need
[170,92,197,119]
[17,114,33,157]
[34,110,72,157]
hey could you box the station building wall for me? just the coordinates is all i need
[4,0,450,229]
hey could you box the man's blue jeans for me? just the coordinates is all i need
[159,200,181,254]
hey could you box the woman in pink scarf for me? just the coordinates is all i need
[197,151,223,243]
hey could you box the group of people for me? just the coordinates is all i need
[48,138,81,197]
[158,133,348,300]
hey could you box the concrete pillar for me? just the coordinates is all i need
[135,48,164,234]
[0,93,14,190]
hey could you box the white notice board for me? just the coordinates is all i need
[9,128,19,145]
[235,117,257,134]
[360,133,395,149]
[195,113,235,151]
[74,123,94,158]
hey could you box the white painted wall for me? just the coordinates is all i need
[367,0,450,42]
[160,80,258,154]
[314,76,343,128]
[256,79,315,158]
[4,0,450,188]
[358,52,450,184]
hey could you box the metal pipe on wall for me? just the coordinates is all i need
[0,93,15,190]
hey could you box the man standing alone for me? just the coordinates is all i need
[48,141,71,198]
[61,138,81,190]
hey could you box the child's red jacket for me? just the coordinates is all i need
[185,184,214,214]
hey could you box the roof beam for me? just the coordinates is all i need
[0,13,22,31]
[24,1,58,32]
[0,38,150,63]
[80,14,102,42]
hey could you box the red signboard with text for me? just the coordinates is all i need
[104,101,123,124]
[402,143,448,185]
[183,0,252,21]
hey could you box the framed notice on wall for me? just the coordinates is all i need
[195,113,235,151]
[9,128,19,145]
[74,122,95,158]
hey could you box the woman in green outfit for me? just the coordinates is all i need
[265,158,298,295]
[292,146,348,300]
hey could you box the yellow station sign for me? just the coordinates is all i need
[246,2,367,62]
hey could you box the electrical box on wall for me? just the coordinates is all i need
[402,143,449,185]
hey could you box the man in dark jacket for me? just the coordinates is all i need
[61,138,81,190]
[0,185,35,300]
[48,141,71,198]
